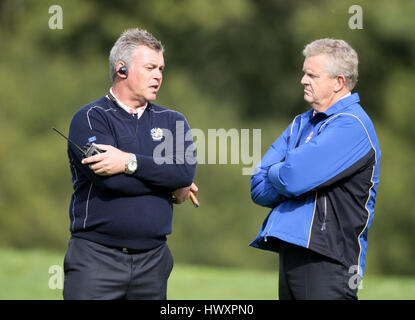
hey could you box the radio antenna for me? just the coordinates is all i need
[52,127,87,156]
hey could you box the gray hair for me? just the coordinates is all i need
[109,28,164,82]
[303,38,358,90]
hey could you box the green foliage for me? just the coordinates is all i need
[0,248,414,299]
[0,0,414,275]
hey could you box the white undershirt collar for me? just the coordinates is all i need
[109,87,147,119]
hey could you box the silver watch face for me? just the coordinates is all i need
[128,160,137,171]
[125,154,137,174]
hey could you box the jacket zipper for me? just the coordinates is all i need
[264,216,275,242]
[321,194,327,231]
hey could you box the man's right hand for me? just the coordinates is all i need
[81,144,130,176]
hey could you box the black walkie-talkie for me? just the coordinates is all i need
[52,127,103,158]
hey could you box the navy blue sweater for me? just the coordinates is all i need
[67,95,196,249]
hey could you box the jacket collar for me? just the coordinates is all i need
[301,92,360,120]
[321,92,360,116]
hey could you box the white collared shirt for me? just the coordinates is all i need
[109,87,147,119]
[339,92,351,100]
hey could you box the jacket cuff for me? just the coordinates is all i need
[267,162,287,195]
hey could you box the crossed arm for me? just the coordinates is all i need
[81,144,198,203]
[251,115,374,207]
[69,108,197,204]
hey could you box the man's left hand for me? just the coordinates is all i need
[172,182,198,204]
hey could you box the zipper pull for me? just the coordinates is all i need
[264,232,268,242]
[321,222,326,231]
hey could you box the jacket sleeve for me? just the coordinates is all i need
[68,107,159,195]
[133,113,196,191]
[268,114,374,197]
[250,124,291,208]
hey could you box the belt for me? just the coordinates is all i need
[112,246,153,254]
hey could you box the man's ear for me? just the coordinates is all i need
[334,75,346,92]
[116,60,128,79]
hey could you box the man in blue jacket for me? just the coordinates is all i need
[63,28,197,299]
[250,39,381,300]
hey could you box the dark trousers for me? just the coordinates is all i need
[63,237,173,300]
[278,241,358,300]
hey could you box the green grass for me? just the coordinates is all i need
[0,247,414,300]
[0,247,64,299]
[168,264,277,299]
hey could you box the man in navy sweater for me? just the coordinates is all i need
[63,29,197,300]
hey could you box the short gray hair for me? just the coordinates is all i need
[303,38,358,90]
[109,28,164,82]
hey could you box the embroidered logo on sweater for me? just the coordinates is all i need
[150,127,164,141]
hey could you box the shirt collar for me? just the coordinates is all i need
[311,92,360,118]
[108,87,147,115]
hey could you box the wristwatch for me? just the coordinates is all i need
[125,153,137,174]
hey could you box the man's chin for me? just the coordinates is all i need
[303,95,313,103]
[147,93,158,101]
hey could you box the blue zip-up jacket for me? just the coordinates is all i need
[250,93,380,277]
[67,94,196,250]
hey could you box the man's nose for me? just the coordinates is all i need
[300,74,308,85]
[153,69,162,81]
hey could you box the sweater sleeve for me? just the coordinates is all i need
[68,105,158,195]
[133,113,197,190]
[267,114,374,197]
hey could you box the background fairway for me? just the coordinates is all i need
[0,248,414,300]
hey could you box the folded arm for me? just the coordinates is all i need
[250,124,292,208]
[267,115,374,197]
